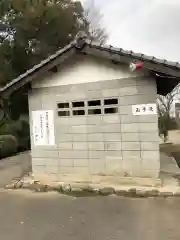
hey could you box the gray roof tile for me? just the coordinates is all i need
[1,33,180,95]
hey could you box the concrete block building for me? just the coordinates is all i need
[1,33,180,183]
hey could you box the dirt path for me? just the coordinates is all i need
[0,152,31,187]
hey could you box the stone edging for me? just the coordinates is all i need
[5,180,180,198]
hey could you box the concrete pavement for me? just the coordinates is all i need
[1,151,180,240]
[0,189,180,240]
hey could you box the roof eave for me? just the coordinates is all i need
[82,43,180,78]
[1,33,180,98]
[0,43,76,98]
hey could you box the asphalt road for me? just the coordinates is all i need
[0,190,180,240]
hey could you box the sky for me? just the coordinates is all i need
[78,0,180,62]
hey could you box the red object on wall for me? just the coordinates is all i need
[129,62,143,71]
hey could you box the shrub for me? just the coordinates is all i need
[0,119,30,151]
[0,135,18,158]
[0,120,21,137]
[16,120,30,151]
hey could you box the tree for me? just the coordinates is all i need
[0,0,88,122]
[0,0,107,87]
[83,0,107,43]
[157,93,175,118]
[0,0,89,86]
[0,0,108,124]
[157,88,179,142]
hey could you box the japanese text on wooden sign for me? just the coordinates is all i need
[132,104,157,116]
[32,110,55,146]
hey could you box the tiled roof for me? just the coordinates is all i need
[1,32,180,96]
[86,39,180,69]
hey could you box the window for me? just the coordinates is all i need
[58,111,70,117]
[88,100,101,107]
[73,110,85,116]
[104,98,118,105]
[57,97,119,117]
[57,102,70,117]
[88,109,101,115]
[57,102,69,109]
[103,98,118,115]
[72,101,85,108]
[72,101,85,116]
[104,108,118,114]
[87,99,102,115]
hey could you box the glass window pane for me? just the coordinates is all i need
[73,110,85,116]
[72,101,85,108]
[104,99,118,105]
[88,100,101,107]
[104,108,118,114]
[57,102,69,108]
[58,111,70,117]
[88,109,101,115]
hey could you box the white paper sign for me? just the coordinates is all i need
[32,110,55,146]
[132,104,157,116]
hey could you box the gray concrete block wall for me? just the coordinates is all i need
[29,76,160,181]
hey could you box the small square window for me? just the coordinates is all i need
[73,110,85,116]
[72,101,85,108]
[88,100,101,107]
[58,111,70,117]
[104,108,118,114]
[104,99,118,105]
[57,102,69,109]
[88,109,101,115]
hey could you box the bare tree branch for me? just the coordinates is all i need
[84,0,108,43]
[157,88,180,141]
[157,88,180,117]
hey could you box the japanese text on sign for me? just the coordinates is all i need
[132,104,157,116]
[32,110,55,146]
